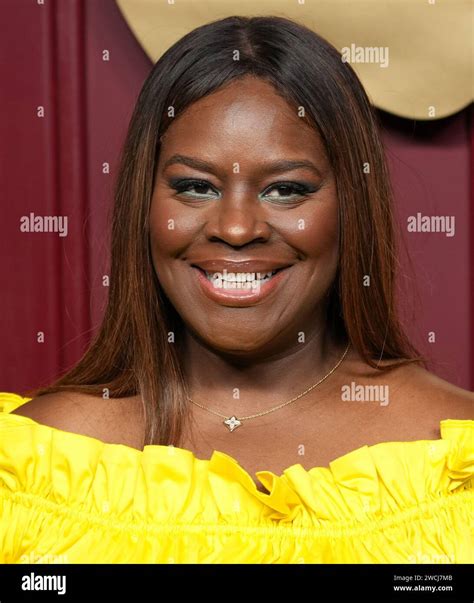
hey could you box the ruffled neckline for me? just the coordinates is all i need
[0,392,472,523]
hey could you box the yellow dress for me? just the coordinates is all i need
[0,391,472,564]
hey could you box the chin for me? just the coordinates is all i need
[195,329,277,357]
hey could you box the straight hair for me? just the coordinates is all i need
[27,16,423,446]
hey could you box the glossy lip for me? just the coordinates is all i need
[190,263,292,307]
[190,259,293,274]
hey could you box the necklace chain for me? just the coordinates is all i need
[186,343,351,431]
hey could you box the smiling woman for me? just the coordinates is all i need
[0,15,472,565]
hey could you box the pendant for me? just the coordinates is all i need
[223,416,242,432]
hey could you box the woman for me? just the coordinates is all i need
[0,15,472,564]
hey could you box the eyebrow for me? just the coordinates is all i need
[162,154,323,178]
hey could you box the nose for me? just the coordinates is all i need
[203,193,272,247]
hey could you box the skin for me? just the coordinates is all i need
[14,76,473,494]
[150,75,341,413]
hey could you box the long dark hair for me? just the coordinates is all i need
[27,15,423,446]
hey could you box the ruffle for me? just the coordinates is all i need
[0,392,472,563]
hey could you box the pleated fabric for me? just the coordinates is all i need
[0,392,472,563]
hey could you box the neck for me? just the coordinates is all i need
[181,323,347,418]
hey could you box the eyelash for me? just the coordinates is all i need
[168,178,318,203]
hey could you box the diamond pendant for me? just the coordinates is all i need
[223,416,242,432]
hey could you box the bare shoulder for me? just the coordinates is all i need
[391,362,473,415]
[340,351,473,441]
[11,390,145,449]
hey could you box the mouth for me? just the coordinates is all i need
[202,268,279,285]
[190,264,291,306]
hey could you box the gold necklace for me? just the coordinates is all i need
[187,343,351,432]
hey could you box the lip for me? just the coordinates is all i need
[190,261,292,306]
[190,259,293,273]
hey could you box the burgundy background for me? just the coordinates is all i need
[1,0,472,393]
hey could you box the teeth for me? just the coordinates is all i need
[205,271,276,281]
[203,270,278,289]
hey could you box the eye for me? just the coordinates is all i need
[169,178,220,200]
[260,181,318,204]
[168,178,319,203]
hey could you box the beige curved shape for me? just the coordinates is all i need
[116,0,473,120]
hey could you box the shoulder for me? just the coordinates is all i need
[389,364,472,430]
[10,391,145,449]
[340,351,473,440]
[384,362,471,415]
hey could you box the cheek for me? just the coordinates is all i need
[149,193,188,291]
[149,189,196,259]
[276,196,339,267]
